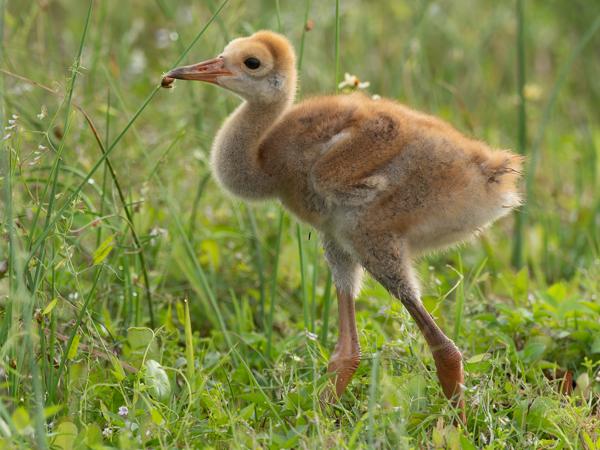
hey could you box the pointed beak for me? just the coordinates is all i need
[162,56,232,88]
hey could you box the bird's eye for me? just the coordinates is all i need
[244,57,261,70]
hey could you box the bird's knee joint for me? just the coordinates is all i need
[432,340,463,371]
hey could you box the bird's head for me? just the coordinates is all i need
[163,30,296,104]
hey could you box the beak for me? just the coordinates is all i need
[163,56,232,86]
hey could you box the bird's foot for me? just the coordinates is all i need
[432,339,466,423]
[320,352,361,405]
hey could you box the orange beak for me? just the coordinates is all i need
[162,56,232,87]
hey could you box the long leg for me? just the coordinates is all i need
[353,234,466,420]
[322,238,363,398]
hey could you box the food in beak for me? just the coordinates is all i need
[161,76,175,88]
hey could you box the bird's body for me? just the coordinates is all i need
[164,30,523,422]
[257,94,520,255]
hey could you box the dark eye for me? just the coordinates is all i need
[244,57,261,70]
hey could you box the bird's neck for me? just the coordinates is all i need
[210,97,291,200]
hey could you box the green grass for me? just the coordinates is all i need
[1,0,600,448]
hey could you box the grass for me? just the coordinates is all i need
[1,0,600,448]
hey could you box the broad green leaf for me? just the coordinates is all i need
[546,282,567,303]
[43,404,63,418]
[150,408,165,426]
[84,423,102,446]
[52,421,78,450]
[127,327,159,363]
[239,403,255,421]
[520,339,547,363]
[127,327,154,350]
[93,234,115,265]
[144,359,171,401]
[199,239,220,269]
[12,407,31,435]
[466,353,490,364]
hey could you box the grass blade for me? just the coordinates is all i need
[511,0,527,269]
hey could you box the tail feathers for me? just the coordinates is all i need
[480,151,524,197]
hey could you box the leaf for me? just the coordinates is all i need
[67,334,80,360]
[591,335,600,353]
[459,434,478,450]
[127,327,159,364]
[144,359,172,402]
[84,423,102,447]
[109,354,127,382]
[150,407,165,426]
[239,403,255,421]
[520,340,547,363]
[184,300,195,385]
[52,421,78,450]
[581,431,595,450]
[127,327,154,350]
[43,298,58,315]
[546,282,567,303]
[465,353,492,372]
[175,301,185,325]
[43,404,64,418]
[92,234,115,265]
[466,353,490,364]
[525,397,559,434]
[12,407,31,435]
[199,239,220,269]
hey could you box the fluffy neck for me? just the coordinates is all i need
[210,94,292,200]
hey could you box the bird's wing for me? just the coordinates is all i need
[309,105,404,206]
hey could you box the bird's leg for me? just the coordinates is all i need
[401,290,465,422]
[321,238,363,401]
[353,235,466,421]
[327,288,361,397]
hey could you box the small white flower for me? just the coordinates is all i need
[68,292,79,301]
[118,405,129,417]
[11,114,18,120]
[2,133,11,141]
[37,106,47,120]
[338,72,370,90]
[102,427,113,438]
[87,178,95,185]
[372,94,381,100]
[38,144,47,151]
[29,156,41,166]
[305,330,318,341]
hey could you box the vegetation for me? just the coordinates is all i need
[1,0,599,448]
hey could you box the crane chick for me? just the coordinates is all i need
[163,31,523,422]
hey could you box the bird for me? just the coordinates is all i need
[163,30,522,421]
